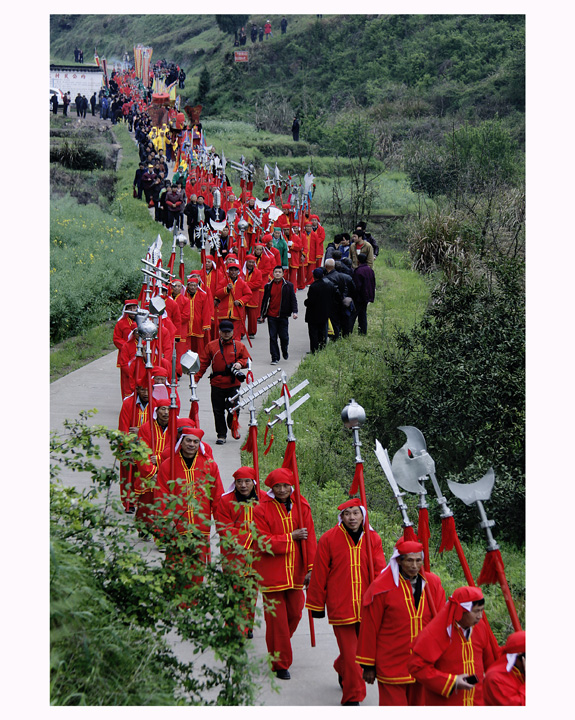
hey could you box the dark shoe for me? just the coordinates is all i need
[270,359,279,365]
[338,674,344,689]
[342,701,359,706]
[247,630,253,639]
[215,437,226,445]
[276,669,291,680]
[125,505,136,514]
[282,351,289,360]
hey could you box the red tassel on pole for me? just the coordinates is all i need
[402,525,418,542]
[417,508,431,572]
[439,515,457,552]
[189,400,199,427]
[477,549,522,632]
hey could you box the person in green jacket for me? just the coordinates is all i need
[271,226,289,273]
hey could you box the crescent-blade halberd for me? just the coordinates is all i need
[447,468,499,551]
[397,426,453,519]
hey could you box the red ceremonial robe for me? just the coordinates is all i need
[483,654,525,706]
[253,491,317,672]
[356,567,445,700]
[305,523,386,705]
[408,615,496,706]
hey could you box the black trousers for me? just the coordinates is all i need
[307,322,327,353]
[267,316,289,361]
[210,385,240,439]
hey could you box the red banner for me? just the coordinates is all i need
[234,51,249,63]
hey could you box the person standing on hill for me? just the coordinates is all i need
[90,93,97,116]
[291,116,300,142]
[281,17,288,34]
[264,20,272,39]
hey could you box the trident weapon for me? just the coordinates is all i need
[228,368,283,485]
[341,400,375,583]
[180,350,201,427]
[236,216,249,268]
[447,469,522,632]
[374,440,418,542]
[265,372,315,647]
[394,426,500,654]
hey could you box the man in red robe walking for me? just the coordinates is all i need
[356,538,446,705]
[253,467,317,680]
[408,586,497,706]
[483,630,525,706]
[305,499,386,705]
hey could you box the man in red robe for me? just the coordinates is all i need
[118,374,151,513]
[153,426,224,586]
[356,538,446,705]
[310,214,326,268]
[213,263,252,340]
[252,467,317,680]
[483,630,525,706]
[180,274,212,356]
[408,586,497,706]
[243,254,264,337]
[305,499,386,705]
[214,465,260,637]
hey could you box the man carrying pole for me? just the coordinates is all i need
[306,499,386,705]
[253,467,317,680]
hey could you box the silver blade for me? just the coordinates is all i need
[398,425,428,454]
[447,468,495,506]
[391,445,428,494]
[374,440,402,499]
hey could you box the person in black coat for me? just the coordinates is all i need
[304,268,341,353]
[261,267,298,364]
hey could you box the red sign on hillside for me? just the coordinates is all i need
[234,51,249,63]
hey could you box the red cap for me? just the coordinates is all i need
[233,466,258,481]
[264,467,294,488]
[338,498,362,511]
[395,539,424,555]
[502,630,525,654]
[180,427,204,440]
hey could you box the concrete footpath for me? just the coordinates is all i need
[50,289,379,707]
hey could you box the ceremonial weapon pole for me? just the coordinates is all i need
[180,350,201,427]
[341,400,375,583]
[266,372,315,647]
[447,469,522,632]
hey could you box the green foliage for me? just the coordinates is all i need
[51,138,106,170]
[50,413,270,705]
[380,268,525,544]
[215,15,249,35]
[197,66,211,104]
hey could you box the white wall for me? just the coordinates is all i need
[50,67,104,99]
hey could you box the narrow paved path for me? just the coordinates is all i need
[50,114,379,704]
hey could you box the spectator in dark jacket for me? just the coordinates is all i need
[351,253,376,335]
[304,268,340,353]
[261,267,298,364]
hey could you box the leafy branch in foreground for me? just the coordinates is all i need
[50,413,271,705]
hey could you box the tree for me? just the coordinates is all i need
[197,66,211,105]
[50,412,270,705]
[215,15,249,35]
[330,112,384,230]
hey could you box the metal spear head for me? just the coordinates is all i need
[237,217,249,232]
[398,425,428,455]
[447,468,495,507]
[175,232,187,248]
[148,295,166,316]
[180,350,200,375]
[341,399,366,429]
[226,207,237,225]
[268,207,283,222]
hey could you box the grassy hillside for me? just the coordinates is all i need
[50,15,524,139]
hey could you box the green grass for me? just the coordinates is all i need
[50,322,117,381]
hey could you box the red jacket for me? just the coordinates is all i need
[180,288,212,338]
[113,315,136,366]
[214,488,259,567]
[305,524,386,625]
[195,336,250,389]
[244,265,264,308]
[408,616,496,705]
[252,491,317,592]
[118,393,149,433]
[154,450,223,537]
[356,568,446,686]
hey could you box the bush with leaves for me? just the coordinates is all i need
[379,266,525,545]
[50,412,271,705]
